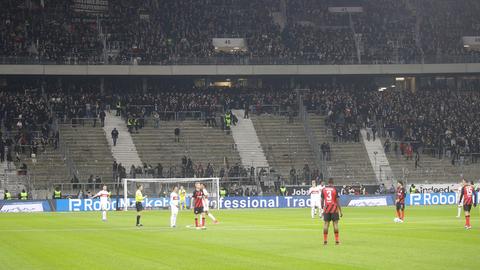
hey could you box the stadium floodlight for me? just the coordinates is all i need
[123,178,220,211]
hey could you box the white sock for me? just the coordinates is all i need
[208,212,216,221]
[102,211,107,220]
[171,213,177,226]
[457,206,462,217]
[311,208,315,218]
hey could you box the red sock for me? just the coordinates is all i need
[323,233,328,242]
[396,210,401,218]
[401,211,405,220]
[195,218,198,227]
[202,217,205,227]
[334,232,339,242]
[466,216,470,226]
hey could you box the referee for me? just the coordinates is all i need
[136,185,146,227]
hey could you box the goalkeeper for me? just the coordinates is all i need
[179,186,187,210]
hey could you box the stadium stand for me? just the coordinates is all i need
[252,114,317,184]
[59,123,115,183]
[1,0,480,64]
[308,114,376,185]
[2,82,480,194]
[130,120,242,179]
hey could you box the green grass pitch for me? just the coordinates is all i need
[0,206,478,270]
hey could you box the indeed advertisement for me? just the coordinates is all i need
[407,192,480,206]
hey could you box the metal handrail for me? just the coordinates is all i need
[1,54,480,65]
[297,91,326,177]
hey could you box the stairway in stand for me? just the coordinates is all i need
[360,129,395,185]
[103,112,143,169]
[230,109,269,169]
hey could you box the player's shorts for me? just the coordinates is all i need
[323,212,339,222]
[100,202,108,211]
[136,202,144,212]
[194,207,204,215]
[311,199,321,208]
[463,204,472,212]
[396,202,405,211]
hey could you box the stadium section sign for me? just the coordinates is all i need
[212,38,247,53]
[328,7,363,13]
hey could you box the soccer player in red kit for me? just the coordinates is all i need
[191,182,206,230]
[395,181,406,223]
[321,178,342,245]
[458,180,477,229]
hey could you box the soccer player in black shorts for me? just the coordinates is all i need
[191,182,206,230]
[321,178,343,245]
[135,185,146,227]
[395,181,406,223]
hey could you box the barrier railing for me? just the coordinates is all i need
[297,90,326,177]
[1,54,479,65]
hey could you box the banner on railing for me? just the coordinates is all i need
[462,36,480,48]
[73,0,108,13]
[328,7,363,13]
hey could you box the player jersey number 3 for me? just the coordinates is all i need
[325,190,333,202]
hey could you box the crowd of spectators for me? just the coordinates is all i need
[2,79,480,195]
[0,90,57,171]
[303,83,480,164]
[1,0,480,64]
[418,0,480,61]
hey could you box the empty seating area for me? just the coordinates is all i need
[131,120,242,177]
[383,140,480,184]
[17,148,69,190]
[252,115,316,182]
[59,123,115,183]
[308,114,377,185]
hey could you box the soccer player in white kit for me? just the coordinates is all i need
[170,186,179,227]
[308,180,324,219]
[456,181,463,218]
[91,185,110,221]
[201,183,219,224]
